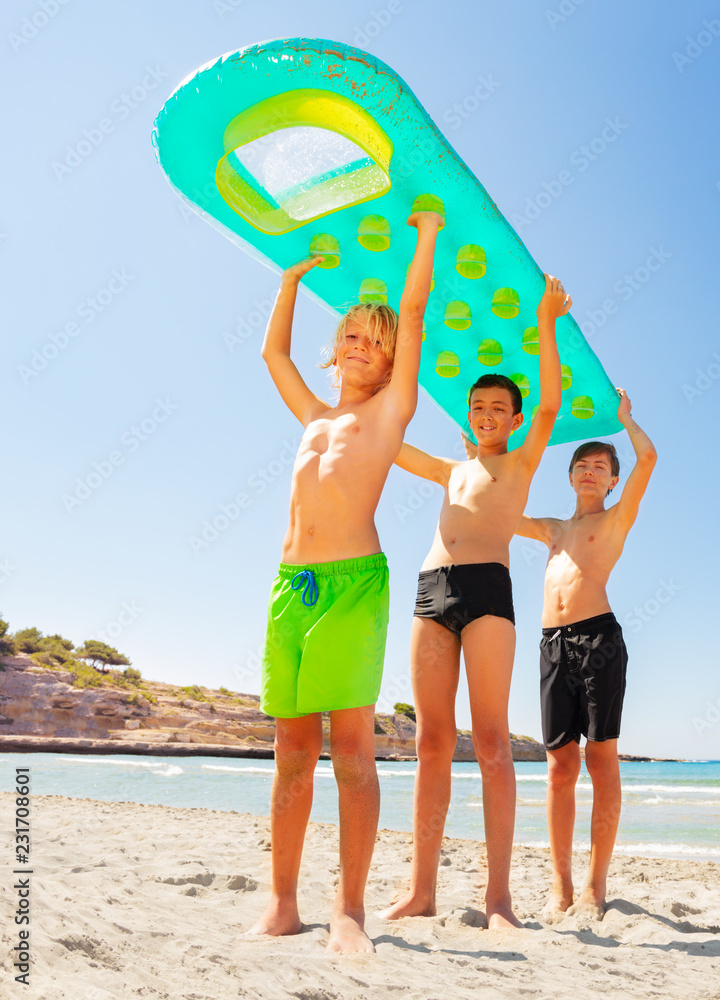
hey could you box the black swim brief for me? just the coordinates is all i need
[540,612,627,751]
[413,562,515,635]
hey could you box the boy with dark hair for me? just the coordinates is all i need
[516,389,656,919]
[250,207,443,953]
[468,373,523,416]
[380,274,570,929]
[568,440,620,482]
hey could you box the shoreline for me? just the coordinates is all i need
[0,734,684,762]
[0,793,718,998]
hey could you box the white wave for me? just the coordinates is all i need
[202,765,275,774]
[376,769,418,777]
[614,841,720,858]
[63,757,184,773]
[622,783,720,795]
[516,840,720,858]
[377,770,551,782]
[378,770,550,784]
[636,796,720,807]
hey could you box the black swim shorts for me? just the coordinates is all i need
[413,562,515,634]
[539,612,627,751]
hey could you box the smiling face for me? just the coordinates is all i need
[569,450,620,498]
[336,317,393,388]
[320,303,397,392]
[468,385,523,448]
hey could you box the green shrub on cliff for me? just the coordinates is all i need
[12,627,44,653]
[0,617,14,657]
[76,640,131,670]
[180,684,207,702]
[64,659,104,688]
[36,635,76,666]
[394,702,417,723]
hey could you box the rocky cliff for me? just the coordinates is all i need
[0,653,546,761]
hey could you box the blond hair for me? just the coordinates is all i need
[319,303,399,391]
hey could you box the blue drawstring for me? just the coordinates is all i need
[290,569,318,607]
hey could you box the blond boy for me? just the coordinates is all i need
[517,389,656,919]
[380,274,571,928]
[250,209,443,953]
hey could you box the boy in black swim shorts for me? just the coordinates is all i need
[517,388,656,920]
[380,274,571,929]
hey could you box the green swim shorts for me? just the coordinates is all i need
[260,553,389,719]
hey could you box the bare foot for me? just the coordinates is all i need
[327,910,375,954]
[486,898,523,930]
[249,897,302,937]
[377,892,436,920]
[540,885,574,923]
[567,888,606,921]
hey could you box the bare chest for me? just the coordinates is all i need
[295,411,387,477]
[446,460,517,516]
[548,518,617,572]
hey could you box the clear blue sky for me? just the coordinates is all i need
[2,0,718,759]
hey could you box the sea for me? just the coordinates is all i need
[3,754,719,862]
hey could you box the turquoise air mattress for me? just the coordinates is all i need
[153,37,621,447]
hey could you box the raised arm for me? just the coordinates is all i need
[384,210,444,422]
[613,389,657,531]
[395,441,455,486]
[517,273,570,472]
[515,514,554,545]
[261,258,330,425]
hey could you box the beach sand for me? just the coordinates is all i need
[2,793,719,999]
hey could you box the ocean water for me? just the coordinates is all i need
[2,754,719,862]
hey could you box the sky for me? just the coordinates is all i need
[1,0,719,760]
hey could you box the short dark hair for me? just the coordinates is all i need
[569,441,620,494]
[468,373,522,414]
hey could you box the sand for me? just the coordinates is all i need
[1,793,719,999]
